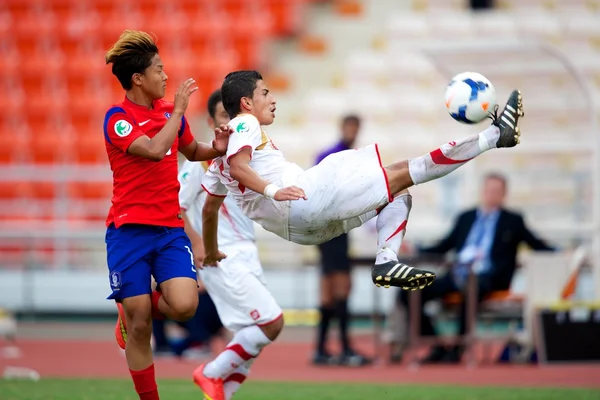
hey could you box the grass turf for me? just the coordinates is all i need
[1,379,599,400]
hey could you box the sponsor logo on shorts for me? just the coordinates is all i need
[110,271,122,290]
[250,309,260,321]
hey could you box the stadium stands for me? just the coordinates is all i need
[0,0,598,270]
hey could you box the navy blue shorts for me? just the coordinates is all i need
[105,223,197,301]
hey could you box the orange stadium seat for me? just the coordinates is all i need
[30,181,57,201]
[0,181,30,200]
[29,131,72,164]
[0,132,27,164]
[67,181,112,200]
[73,134,108,164]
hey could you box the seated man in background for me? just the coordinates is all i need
[396,172,556,363]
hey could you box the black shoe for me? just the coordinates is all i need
[312,351,336,366]
[440,348,462,364]
[389,350,403,364]
[488,89,524,148]
[337,349,372,367]
[372,261,436,290]
[421,345,448,364]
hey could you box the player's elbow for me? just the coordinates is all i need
[229,163,244,182]
[202,200,220,216]
[146,150,165,162]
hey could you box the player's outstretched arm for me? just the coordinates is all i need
[180,124,233,161]
[202,194,227,267]
[229,149,307,201]
[128,78,198,161]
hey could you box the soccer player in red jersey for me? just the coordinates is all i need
[103,30,231,400]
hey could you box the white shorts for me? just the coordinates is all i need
[288,144,392,245]
[198,241,282,333]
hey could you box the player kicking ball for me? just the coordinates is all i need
[103,31,230,400]
[203,70,524,291]
[175,90,284,400]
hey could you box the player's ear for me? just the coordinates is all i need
[132,73,143,87]
[241,97,252,112]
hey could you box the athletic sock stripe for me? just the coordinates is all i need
[226,344,254,361]
[225,373,247,384]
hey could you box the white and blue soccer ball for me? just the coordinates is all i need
[444,72,496,124]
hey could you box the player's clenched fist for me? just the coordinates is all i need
[202,250,227,267]
[274,186,307,201]
[213,124,233,155]
[173,78,198,115]
[192,243,206,270]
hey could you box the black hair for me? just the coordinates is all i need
[207,89,222,119]
[105,30,158,90]
[341,114,361,127]
[221,70,263,119]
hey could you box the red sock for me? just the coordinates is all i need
[151,290,165,320]
[130,364,159,400]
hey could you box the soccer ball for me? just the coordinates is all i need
[444,72,496,124]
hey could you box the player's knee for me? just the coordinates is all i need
[260,314,285,341]
[168,295,199,321]
[128,316,153,343]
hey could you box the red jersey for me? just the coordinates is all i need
[103,96,195,228]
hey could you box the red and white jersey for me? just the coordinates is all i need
[178,160,254,249]
[202,114,304,239]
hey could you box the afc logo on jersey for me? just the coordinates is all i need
[164,112,171,119]
[250,309,261,321]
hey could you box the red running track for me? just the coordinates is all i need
[1,338,599,389]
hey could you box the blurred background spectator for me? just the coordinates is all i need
[313,115,371,367]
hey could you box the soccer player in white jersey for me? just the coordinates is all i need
[181,90,284,400]
[203,70,524,291]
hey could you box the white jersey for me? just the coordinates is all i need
[202,114,304,239]
[178,160,255,249]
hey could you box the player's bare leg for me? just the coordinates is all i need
[121,295,159,399]
[193,318,284,400]
[154,278,199,321]
[372,90,523,289]
[386,90,523,196]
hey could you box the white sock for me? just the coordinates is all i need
[375,193,412,265]
[408,126,499,185]
[203,326,270,380]
[224,360,253,400]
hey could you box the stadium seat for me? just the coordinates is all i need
[73,134,108,165]
[0,181,29,200]
[30,181,57,201]
[67,181,112,200]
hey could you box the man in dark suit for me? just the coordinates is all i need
[398,172,555,363]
